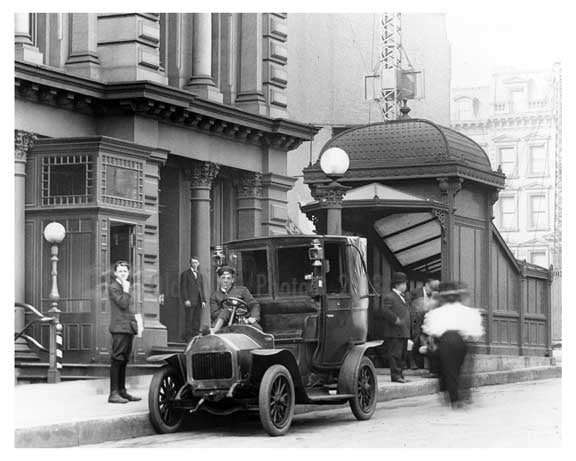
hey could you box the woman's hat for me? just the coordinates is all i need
[436,281,467,297]
[217,265,236,277]
[391,272,408,284]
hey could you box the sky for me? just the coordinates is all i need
[446,8,565,87]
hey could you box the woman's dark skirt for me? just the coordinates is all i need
[436,330,469,404]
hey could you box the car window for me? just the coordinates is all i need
[277,246,311,295]
[237,249,269,296]
[324,242,349,295]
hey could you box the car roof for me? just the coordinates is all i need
[223,235,351,247]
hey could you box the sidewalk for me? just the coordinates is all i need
[15,361,561,448]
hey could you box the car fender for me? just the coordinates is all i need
[250,349,307,402]
[146,353,186,381]
[337,340,383,394]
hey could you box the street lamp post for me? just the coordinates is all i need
[318,147,350,235]
[43,222,66,384]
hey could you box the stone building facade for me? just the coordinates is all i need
[14,13,317,365]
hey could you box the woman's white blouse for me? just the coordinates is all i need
[422,302,485,340]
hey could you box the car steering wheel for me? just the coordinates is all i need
[222,297,250,324]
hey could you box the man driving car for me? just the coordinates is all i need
[210,266,261,333]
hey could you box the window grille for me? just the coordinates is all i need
[101,155,144,208]
[41,155,94,205]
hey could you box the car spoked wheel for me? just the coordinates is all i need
[258,365,295,436]
[350,356,378,420]
[148,365,185,433]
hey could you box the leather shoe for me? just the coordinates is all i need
[120,390,142,402]
[391,378,407,383]
[108,391,128,404]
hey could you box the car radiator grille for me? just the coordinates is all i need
[191,352,233,380]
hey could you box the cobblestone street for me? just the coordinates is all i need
[86,378,561,448]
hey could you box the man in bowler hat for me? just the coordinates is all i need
[376,272,411,383]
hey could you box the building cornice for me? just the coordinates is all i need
[15,61,319,151]
[451,113,554,130]
[30,136,170,165]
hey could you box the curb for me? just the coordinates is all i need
[15,414,155,449]
[15,365,561,448]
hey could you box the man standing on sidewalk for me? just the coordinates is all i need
[407,277,439,369]
[108,261,141,404]
[180,256,206,341]
[376,272,411,383]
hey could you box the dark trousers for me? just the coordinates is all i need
[436,330,468,403]
[385,337,407,381]
[110,333,134,394]
[184,303,202,341]
[111,333,133,362]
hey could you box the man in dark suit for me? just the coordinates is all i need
[179,256,206,341]
[108,260,141,404]
[407,277,439,369]
[376,272,411,383]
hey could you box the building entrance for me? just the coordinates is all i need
[110,222,135,269]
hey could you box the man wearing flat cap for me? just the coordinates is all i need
[210,266,261,333]
[375,271,411,383]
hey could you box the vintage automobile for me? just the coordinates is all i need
[147,235,382,436]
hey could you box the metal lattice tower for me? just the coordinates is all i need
[380,13,402,120]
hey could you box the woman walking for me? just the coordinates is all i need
[422,282,484,407]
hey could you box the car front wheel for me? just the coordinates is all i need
[148,365,185,433]
[349,356,378,420]
[258,364,295,436]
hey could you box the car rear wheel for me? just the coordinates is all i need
[148,365,185,433]
[258,364,295,436]
[349,356,378,420]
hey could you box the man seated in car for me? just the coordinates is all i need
[210,265,262,333]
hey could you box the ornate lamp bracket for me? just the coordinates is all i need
[432,209,447,242]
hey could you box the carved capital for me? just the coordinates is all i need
[314,181,350,206]
[186,161,220,188]
[436,177,463,195]
[14,130,37,161]
[237,171,263,199]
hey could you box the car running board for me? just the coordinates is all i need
[306,393,354,403]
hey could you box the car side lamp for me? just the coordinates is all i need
[308,239,324,297]
[308,239,323,266]
[212,245,226,269]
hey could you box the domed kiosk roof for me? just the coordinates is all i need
[303,119,505,189]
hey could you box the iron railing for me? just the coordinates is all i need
[15,302,62,383]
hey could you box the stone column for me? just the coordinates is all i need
[187,161,219,329]
[14,131,36,357]
[313,183,349,235]
[237,172,263,239]
[65,13,101,79]
[186,13,222,102]
[235,13,267,115]
[15,13,43,64]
